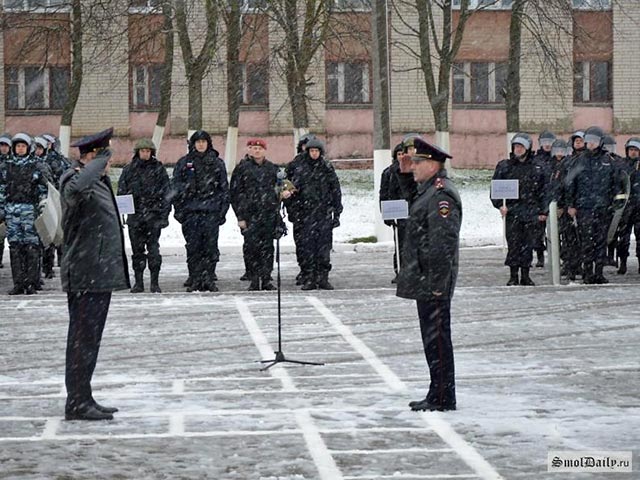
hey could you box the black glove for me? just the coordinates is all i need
[218,216,226,226]
[331,217,340,229]
[384,219,395,227]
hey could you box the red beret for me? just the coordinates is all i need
[247,138,267,149]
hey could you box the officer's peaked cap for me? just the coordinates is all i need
[625,137,640,152]
[511,133,532,151]
[411,137,452,163]
[305,138,325,154]
[134,138,156,152]
[0,133,11,146]
[71,127,114,155]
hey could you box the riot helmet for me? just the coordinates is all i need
[550,139,569,158]
[538,130,556,150]
[11,132,32,157]
[602,135,616,154]
[296,133,316,153]
[625,137,640,158]
[584,126,605,150]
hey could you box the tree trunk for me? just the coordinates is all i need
[506,0,524,139]
[187,73,203,132]
[224,0,242,173]
[153,0,174,155]
[60,0,83,157]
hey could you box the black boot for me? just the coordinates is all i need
[8,247,25,295]
[593,265,609,284]
[317,274,334,290]
[295,271,305,286]
[131,270,144,293]
[582,262,595,284]
[24,245,41,294]
[261,276,276,291]
[239,271,249,281]
[507,266,519,286]
[183,276,192,287]
[520,267,535,286]
[149,269,161,293]
[617,256,627,275]
[535,250,544,268]
[301,273,317,290]
[248,276,260,291]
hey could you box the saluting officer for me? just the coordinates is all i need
[396,137,461,412]
[61,127,130,421]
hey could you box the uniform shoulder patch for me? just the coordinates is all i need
[434,177,445,189]
[438,200,450,218]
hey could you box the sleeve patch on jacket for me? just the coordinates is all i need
[438,200,450,218]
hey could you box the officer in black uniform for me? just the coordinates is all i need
[117,138,171,293]
[61,127,129,421]
[395,137,461,412]
[614,137,640,275]
[172,130,229,292]
[565,126,620,284]
[230,138,284,291]
[379,143,405,283]
[492,133,547,286]
[285,138,342,290]
[602,134,624,267]
[531,130,556,268]
[0,133,12,269]
[285,133,316,285]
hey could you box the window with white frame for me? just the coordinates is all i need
[240,62,268,106]
[453,61,507,104]
[333,0,371,11]
[572,0,611,9]
[227,0,266,12]
[5,66,69,111]
[452,0,513,9]
[326,62,370,105]
[3,0,65,9]
[131,64,163,110]
[574,61,611,103]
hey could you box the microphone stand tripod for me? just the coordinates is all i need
[260,213,324,371]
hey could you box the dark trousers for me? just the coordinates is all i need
[181,213,220,286]
[559,214,581,274]
[43,244,56,274]
[129,222,162,272]
[416,299,456,407]
[297,216,332,279]
[65,291,111,412]
[293,221,303,272]
[577,208,609,266]
[505,215,535,268]
[617,204,640,259]
[532,219,546,252]
[243,222,274,278]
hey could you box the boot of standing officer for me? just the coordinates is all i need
[61,127,130,420]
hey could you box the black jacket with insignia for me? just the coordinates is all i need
[396,170,462,301]
[230,155,281,228]
[564,148,619,211]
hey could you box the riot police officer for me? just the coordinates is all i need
[532,130,556,268]
[395,137,461,412]
[285,138,342,290]
[491,133,547,286]
[614,137,640,275]
[3,133,48,295]
[172,130,229,292]
[565,126,620,284]
[117,139,171,293]
[0,133,11,269]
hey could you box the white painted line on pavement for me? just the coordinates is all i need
[307,296,505,480]
[235,297,296,392]
[307,296,405,392]
[172,379,184,394]
[40,418,60,439]
[295,410,344,480]
[236,297,344,480]
[169,414,184,435]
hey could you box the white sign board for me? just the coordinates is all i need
[116,194,135,215]
[491,179,519,200]
[381,200,409,220]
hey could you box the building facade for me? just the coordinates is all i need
[0,0,636,167]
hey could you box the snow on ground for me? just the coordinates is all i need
[0,169,638,479]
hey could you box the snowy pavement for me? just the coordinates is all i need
[0,246,638,479]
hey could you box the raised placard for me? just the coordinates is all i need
[116,194,135,215]
[491,179,519,200]
[381,200,409,220]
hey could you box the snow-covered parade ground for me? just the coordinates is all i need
[0,244,638,479]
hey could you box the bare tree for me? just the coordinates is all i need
[151,0,175,153]
[174,0,219,133]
